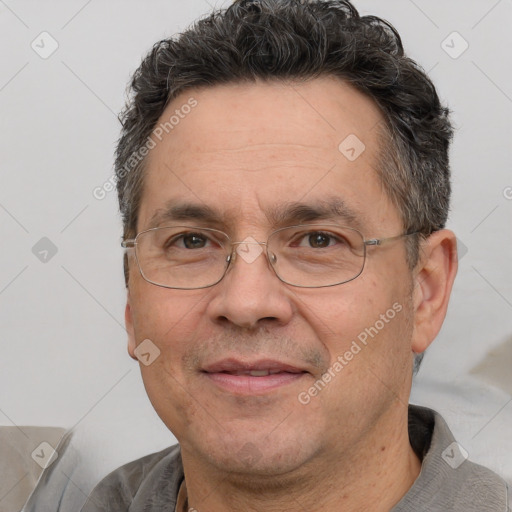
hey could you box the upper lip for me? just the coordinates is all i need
[202,358,307,374]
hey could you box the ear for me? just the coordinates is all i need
[125,293,138,360]
[411,229,458,354]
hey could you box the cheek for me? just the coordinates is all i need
[130,287,214,432]
[129,285,211,397]
[303,288,414,418]
[300,274,411,366]
[131,283,210,344]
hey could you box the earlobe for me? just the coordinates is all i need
[125,296,138,360]
[411,230,458,354]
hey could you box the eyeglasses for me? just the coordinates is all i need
[121,224,417,289]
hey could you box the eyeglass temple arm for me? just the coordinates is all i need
[364,231,419,247]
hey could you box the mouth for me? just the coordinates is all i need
[201,358,308,395]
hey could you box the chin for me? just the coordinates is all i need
[192,430,320,485]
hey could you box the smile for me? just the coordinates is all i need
[201,358,308,394]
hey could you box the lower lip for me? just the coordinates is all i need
[203,372,306,394]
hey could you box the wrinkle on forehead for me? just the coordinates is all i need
[197,142,333,154]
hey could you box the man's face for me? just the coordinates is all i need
[126,77,417,478]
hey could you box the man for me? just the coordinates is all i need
[82,1,510,510]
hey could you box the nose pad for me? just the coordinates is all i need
[224,242,276,277]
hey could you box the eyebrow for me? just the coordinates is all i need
[267,199,365,230]
[146,197,367,232]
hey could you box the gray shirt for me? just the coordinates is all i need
[81,406,511,511]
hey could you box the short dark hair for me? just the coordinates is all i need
[117,0,453,285]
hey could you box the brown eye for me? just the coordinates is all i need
[182,234,208,249]
[163,232,211,250]
[308,233,332,248]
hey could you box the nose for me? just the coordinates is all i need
[205,240,294,329]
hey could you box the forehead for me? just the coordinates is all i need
[139,77,401,234]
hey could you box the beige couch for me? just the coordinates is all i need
[0,426,67,512]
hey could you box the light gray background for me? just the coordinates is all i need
[1,0,511,500]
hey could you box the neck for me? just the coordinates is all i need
[180,405,421,512]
